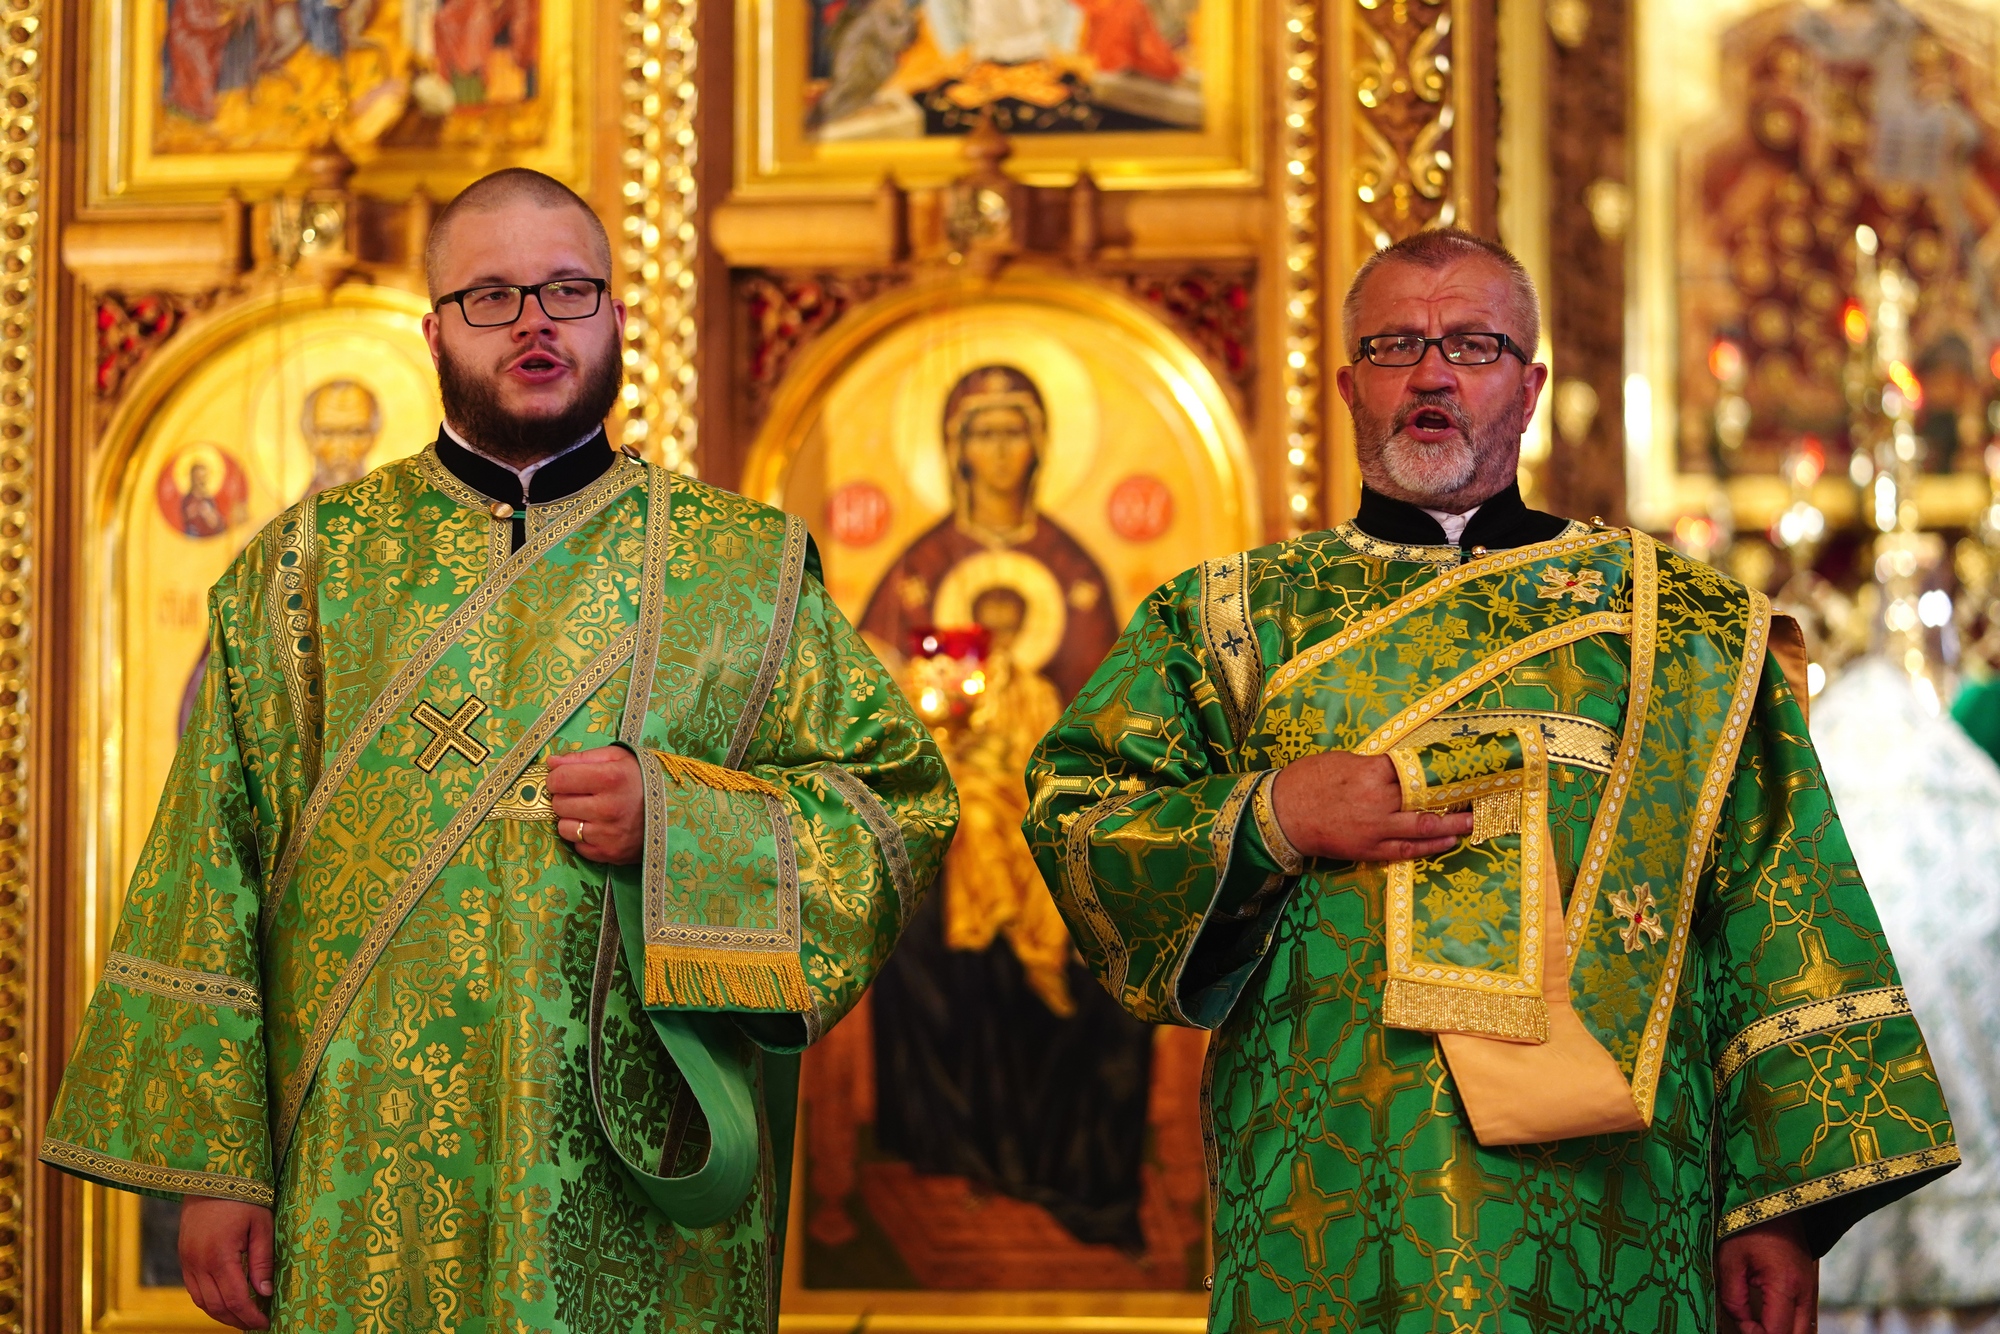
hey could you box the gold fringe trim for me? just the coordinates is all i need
[1470,792,1522,845]
[650,749,783,797]
[643,944,814,1011]
[1383,979,1549,1043]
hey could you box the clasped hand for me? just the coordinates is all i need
[546,745,645,865]
[1269,750,1472,861]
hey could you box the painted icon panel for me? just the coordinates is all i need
[748,277,1256,1320]
[93,290,439,1322]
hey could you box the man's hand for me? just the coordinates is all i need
[1270,751,1472,862]
[547,745,645,864]
[179,1195,273,1330]
[1718,1217,1817,1334]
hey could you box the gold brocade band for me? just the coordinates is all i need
[1719,1144,1961,1238]
[1396,709,1619,774]
[1252,771,1304,875]
[487,762,555,820]
[642,945,814,1013]
[104,952,261,1011]
[1382,980,1549,1043]
[39,1138,275,1206]
[651,749,783,797]
[1715,986,1913,1090]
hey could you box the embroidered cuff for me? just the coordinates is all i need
[1252,770,1306,876]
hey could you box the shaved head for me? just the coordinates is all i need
[425,168,611,298]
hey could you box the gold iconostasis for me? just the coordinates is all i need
[7,0,2000,1327]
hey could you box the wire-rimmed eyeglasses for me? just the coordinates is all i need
[434,278,610,328]
[1355,332,1531,367]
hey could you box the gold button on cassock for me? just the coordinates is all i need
[490,502,515,520]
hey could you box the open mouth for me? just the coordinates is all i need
[511,350,567,374]
[1408,406,1458,433]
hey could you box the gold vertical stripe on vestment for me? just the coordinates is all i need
[1561,531,1659,949]
[817,763,920,927]
[1630,586,1772,1120]
[726,515,810,770]
[1062,793,1144,1002]
[1198,552,1264,747]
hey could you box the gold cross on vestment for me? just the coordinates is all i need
[1415,1133,1510,1241]
[1770,925,1870,1004]
[1451,1276,1482,1310]
[412,696,491,772]
[1265,1155,1354,1267]
[1608,883,1667,953]
[1535,565,1607,604]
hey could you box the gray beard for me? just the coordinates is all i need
[1354,392,1522,507]
[1381,431,1477,498]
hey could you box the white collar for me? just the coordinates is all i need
[1421,504,1480,545]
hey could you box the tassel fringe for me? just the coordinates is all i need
[645,944,813,1011]
[650,750,783,797]
[1469,792,1523,845]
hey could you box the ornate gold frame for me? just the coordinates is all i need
[1626,0,1995,532]
[734,0,1262,194]
[72,283,434,1331]
[84,0,591,205]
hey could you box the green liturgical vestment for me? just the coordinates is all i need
[1026,499,1956,1331]
[43,440,957,1332]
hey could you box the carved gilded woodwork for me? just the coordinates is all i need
[0,0,35,1319]
[1322,0,1496,528]
[1280,0,1324,534]
[619,0,701,471]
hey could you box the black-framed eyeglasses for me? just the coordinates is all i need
[434,278,609,328]
[1356,332,1531,367]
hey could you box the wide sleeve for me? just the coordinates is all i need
[41,576,279,1205]
[634,573,957,1048]
[1703,654,1958,1254]
[1023,574,1298,1031]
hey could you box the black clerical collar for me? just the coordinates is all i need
[1352,483,1571,551]
[433,426,616,506]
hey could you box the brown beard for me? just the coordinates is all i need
[437,340,623,468]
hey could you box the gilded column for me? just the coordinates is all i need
[620,0,700,472]
[0,0,38,1320]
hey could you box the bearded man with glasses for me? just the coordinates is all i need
[43,167,957,1332]
[1026,228,1955,1333]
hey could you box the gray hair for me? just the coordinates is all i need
[424,168,612,298]
[1339,228,1540,359]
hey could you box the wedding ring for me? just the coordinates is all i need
[576,820,587,844]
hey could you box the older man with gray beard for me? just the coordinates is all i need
[1025,228,1955,1332]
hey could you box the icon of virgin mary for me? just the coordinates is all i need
[860,363,1156,1250]
[859,362,1119,695]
